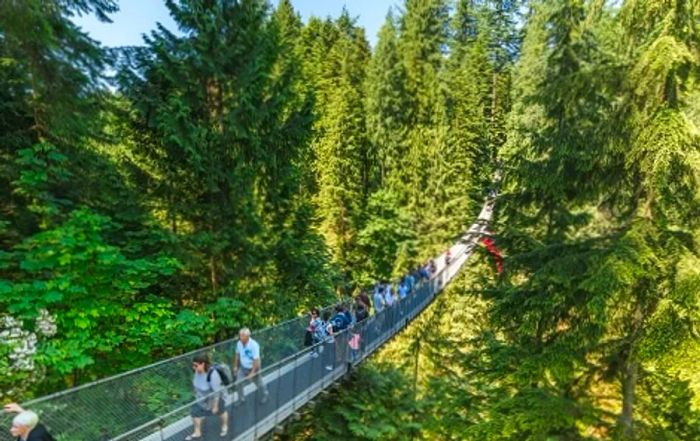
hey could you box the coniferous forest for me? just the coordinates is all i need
[1,0,700,439]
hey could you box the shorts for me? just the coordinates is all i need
[190,396,224,418]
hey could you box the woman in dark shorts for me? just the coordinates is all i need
[187,354,228,439]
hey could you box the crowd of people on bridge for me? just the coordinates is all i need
[183,257,445,439]
[305,261,438,357]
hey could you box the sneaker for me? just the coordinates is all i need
[311,352,319,358]
[325,365,333,371]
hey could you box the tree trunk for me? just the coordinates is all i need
[618,301,644,439]
[490,71,498,129]
[411,338,421,441]
[618,358,638,438]
[210,254,218,294]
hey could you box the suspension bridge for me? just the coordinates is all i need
[1,197,495,441]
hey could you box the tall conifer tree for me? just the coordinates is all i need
[310,12,371,281]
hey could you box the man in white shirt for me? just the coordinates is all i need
[373,283,385,314]
[232,328,269,405]
[384,283,395,307]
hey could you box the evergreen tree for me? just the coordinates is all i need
[361,11,417,280]
[261,0,338,314]
[397,0,451,257]
[460,0,700,438]
[0,0,117,245]
[365,10,412,193]
[441,2,495,238]
[602,0,700,436]
[118,0,333,316]
[310,12,372,282]
[399,0,449,126]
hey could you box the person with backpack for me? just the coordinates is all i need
[307,308,328,358]
[347,324,361,363]
[232,328,269,405]
[186,354,229,440]
[327,306,351,369]
[311,310,330,344]
[331,306,349,333]
[407,271,417,292]
[3,403,55,441]
[419,264,430,281]
[342,305,354,327]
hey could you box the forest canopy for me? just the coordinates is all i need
[1,1,699,439]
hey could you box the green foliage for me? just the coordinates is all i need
[282,363,423,441]
[399,0,449,126]
[0,208,180,391]
[118,0,336,317]
[460,0,700,439]
[0,0,115,143]
[365,11,412,193]
[12,144,72,225]
[637,372,700,440]
[307,12,372,281]
[4,2,696,441]
[357,190,417,283]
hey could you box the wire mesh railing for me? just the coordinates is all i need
[0,302,346,441]
[0,197,494,441]
[109,268,446,441]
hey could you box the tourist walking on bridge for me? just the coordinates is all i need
[3,403,55,441]
[186,354,229,439]
[373,282,385,314]
[398,278,409,299]
[383,282,395,307]
[354,298,369,322]
[233,328,269,405]
[357,290,371,312]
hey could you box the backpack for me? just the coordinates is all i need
[331,313,348,333]
[343,310,353,326]
[208,363,232,386]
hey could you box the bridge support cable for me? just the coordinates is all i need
[0,198,495,441]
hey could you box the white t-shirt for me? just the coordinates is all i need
[384,286,394,306]
[236,338,260,369]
